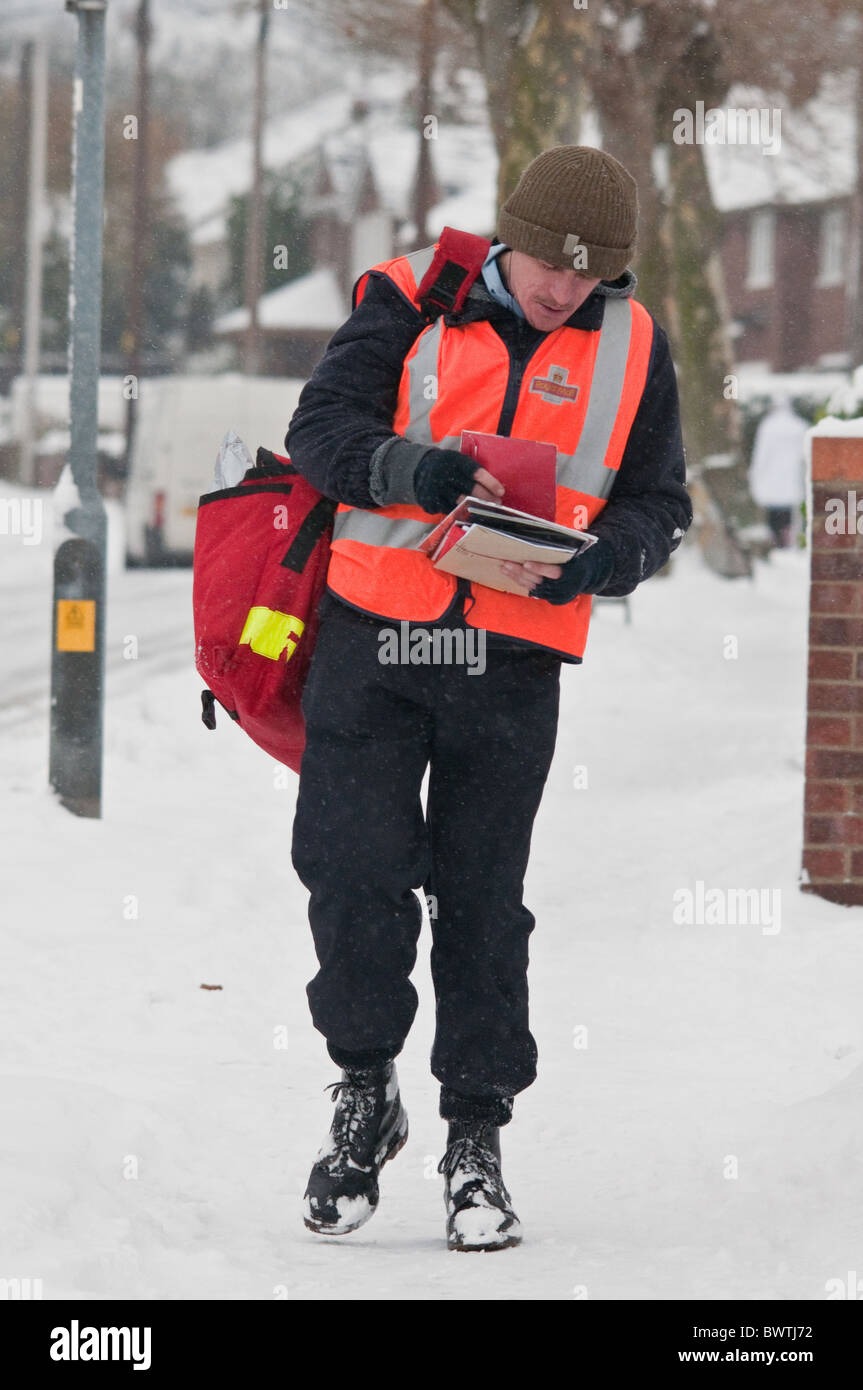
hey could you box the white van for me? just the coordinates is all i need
[125,374,305,565]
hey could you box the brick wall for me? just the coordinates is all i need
[773,209,815,372]
[720,212,772,366]
[720,204,849,371]
[803,433,863,905]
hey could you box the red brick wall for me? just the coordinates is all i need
[809,283,848,367]
[721,212,772,366]
[773,209,816,372]
[803,434,863,905]
[721,204,849,371]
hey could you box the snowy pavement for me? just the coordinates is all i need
[3,517,863,1301]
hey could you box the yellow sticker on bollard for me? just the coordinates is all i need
[57,599,96,651]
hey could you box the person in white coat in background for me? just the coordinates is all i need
[748,395,809,547]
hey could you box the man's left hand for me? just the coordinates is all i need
[500,538,615,603]
[499,558,562,592]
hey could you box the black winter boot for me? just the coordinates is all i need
[303,1061,408,1235]
[437,1120,522,1252]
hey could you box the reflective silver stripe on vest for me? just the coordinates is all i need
[332,508,430,549]
[400,317,464,453]
[333,294,636,551]
[556,298,633,498]
[331,319,460,550]
[332,289,462,550]
[403,244,437,287]
[402,317,443,447]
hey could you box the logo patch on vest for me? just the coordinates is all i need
[529,364,580,406]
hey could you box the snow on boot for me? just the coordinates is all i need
[303,1061,408,1235]
[438,1121,522,1252]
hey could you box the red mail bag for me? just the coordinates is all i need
[192,446,336,772]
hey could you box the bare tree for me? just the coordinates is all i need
[311,0,850,567]
[442,0,587,204]
[123,0,152,466]
[411,0,438,249]
[587,0,845,563]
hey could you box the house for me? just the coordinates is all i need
[165,89,359,299]
[211,266,348,377]
[164,70,498,375]
[707,75,856,373]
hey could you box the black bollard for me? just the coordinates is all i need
[49,534,106,816]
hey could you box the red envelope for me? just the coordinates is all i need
[460,430,557,520]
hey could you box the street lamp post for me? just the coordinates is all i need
[49,0,109,817]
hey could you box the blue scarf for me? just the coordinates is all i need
[480,243,525,320]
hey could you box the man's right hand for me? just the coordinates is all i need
[462,471,504,505]
[413,447,504,516]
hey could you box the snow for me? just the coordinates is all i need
[732,367,848,406]
[705,74,855,212]
[427,184,496,241]
[213,268,347,335]
[7,375,129,439]
[810,415,863,438]
[165,92,356,235]
[166,77,495,251]
[449,1205,520,1249]
[363,129,424,223]
[35,428,127,459]
[189,213,228,250]
[3,510,863,1299]
[366,121,499,233]
[331,1196,372,1230]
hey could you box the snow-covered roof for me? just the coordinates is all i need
[191,212,229,249]
[704,74,855,212]
[213,267,347,334]
[427,184,496,239]
[166,91,356,235]
[167,69,497,244]
[364,121,498,228]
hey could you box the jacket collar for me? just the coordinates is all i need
[448,259,637,332]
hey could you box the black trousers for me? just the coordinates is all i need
[766,505,793,546]
[291,592,561,1126]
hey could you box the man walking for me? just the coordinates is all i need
[286,145,692,1251]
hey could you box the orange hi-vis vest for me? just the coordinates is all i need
[326,241,655,660]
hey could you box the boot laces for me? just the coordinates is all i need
[437,1134,500,1186]
[325,1077,379,1159]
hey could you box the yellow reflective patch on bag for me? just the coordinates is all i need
[239,606,305,660]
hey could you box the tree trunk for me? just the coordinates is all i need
[448,0,752,576]
[492,1,589,207]
[124,0,151,470]
[593,80,671,325]
[660,28,753,575]
[411,0,437,249]
[849,25,863,368]
[443,0,587,211]
[9,45,32,372]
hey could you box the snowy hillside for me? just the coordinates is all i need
[3,503,862,1300]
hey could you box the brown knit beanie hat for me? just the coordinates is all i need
[498,145,638,281]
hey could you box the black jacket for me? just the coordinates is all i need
[286,252,693,600]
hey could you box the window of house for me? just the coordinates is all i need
[817,206,845,287]
[746,209,775,290]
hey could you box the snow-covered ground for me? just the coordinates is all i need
[2,502,863,1301]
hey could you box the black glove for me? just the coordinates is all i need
[531,537,615,604]
[413,447,480,516]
